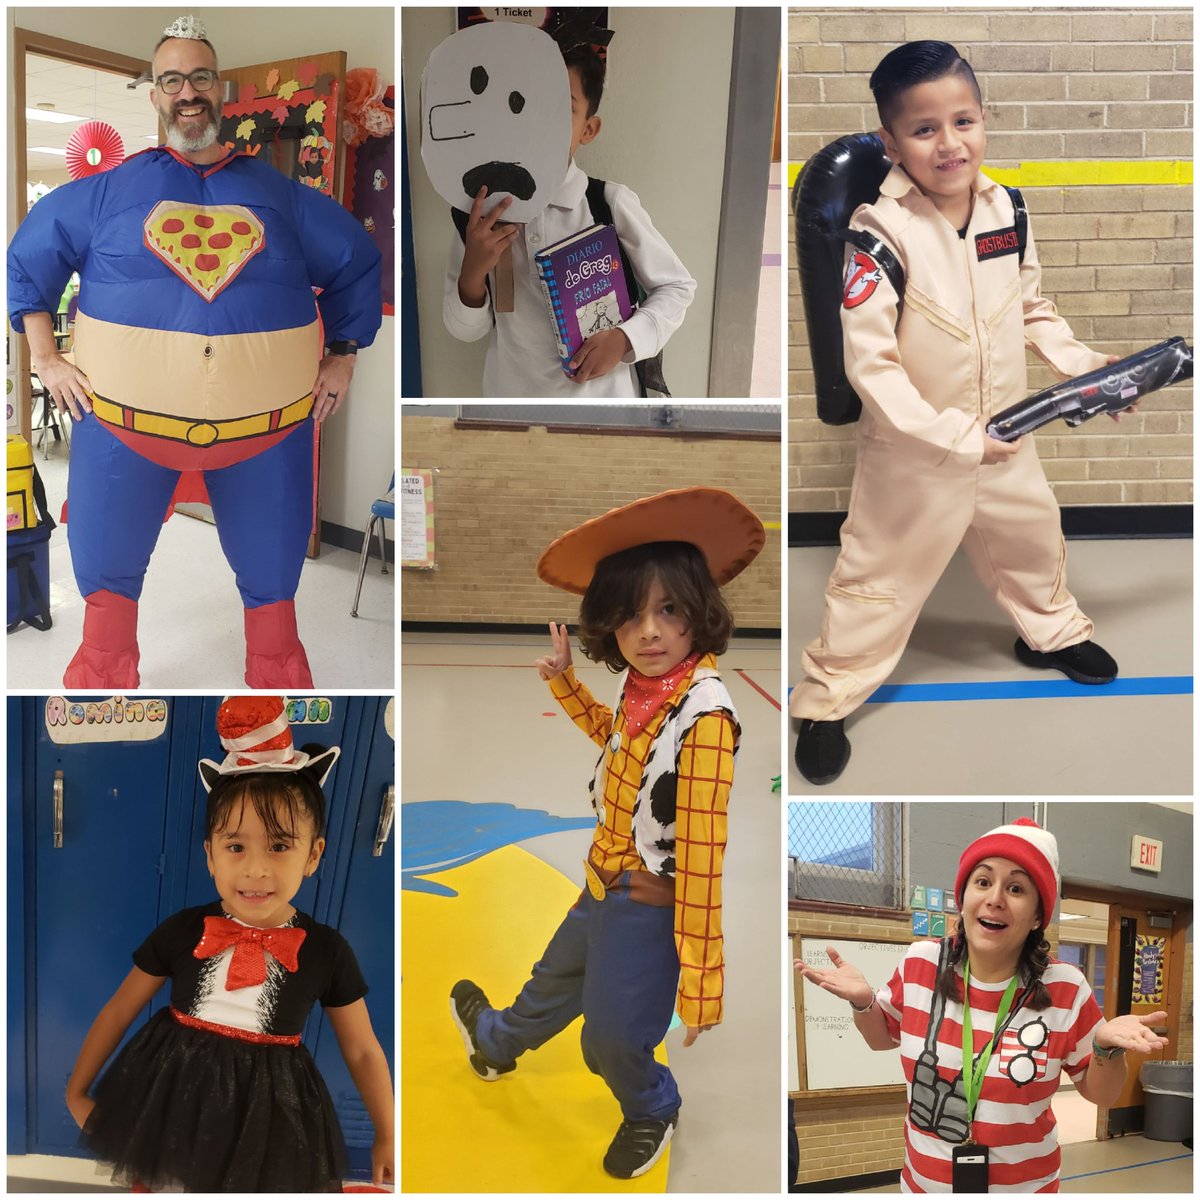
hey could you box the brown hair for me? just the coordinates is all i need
[205,766,326,847]
[935,923,1052,1011]
[576,541,734,673]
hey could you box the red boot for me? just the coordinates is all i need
[64,590,140,688]
[244,600,314,687]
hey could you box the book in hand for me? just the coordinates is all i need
[534,223,633,378]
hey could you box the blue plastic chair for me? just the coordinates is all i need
[351,473,394,617]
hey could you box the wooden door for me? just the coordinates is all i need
[1101,901,1185,1133]
[218,50,349,558]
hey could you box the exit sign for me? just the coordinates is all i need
[1131,834,1164,873]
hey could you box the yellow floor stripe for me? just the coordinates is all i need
[787,160,1192,189]
[401,845,670,1192]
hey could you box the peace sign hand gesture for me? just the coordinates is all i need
[535,621,573,681]
[795,946,875,1011]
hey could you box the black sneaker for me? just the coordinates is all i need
[603,1111,679,1179]
[449,980,515,1082]
[1014,637,1118,685]
[794,718,851,786]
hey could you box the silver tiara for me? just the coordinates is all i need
[162,14,208,40]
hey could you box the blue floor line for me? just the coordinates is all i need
[1060,1150,1192,1181]
[786,676,1193,704]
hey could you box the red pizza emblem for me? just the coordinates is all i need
[143,201,265,302]
[843,250,883,309]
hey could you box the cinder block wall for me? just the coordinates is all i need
[788,8,1193,513]
[401,417,781,629]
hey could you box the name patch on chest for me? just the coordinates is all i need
[974,226,1020,262]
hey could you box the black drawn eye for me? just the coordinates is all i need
[509,90,525,114]
[470,65,488,94]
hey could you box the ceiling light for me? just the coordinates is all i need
[26,108,87,124]
[29,147,68,156]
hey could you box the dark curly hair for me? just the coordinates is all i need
[205,746,329,847]
[935,922,1052,1011]
[563,43,606,117]
[869,40,981,132]
[576,541,734,673]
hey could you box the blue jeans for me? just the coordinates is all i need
[476,883,681,1121]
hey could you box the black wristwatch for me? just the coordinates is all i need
[326,340,358,357]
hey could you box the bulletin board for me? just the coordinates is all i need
[791,935,910,1095]
[401,468,436,569]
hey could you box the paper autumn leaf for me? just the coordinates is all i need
[243,82,257,104]
[276,79,301,102]
[265,67,280,93]
[297,61,318,87]
[236,117,257,140]
[305,100,326,124]
[314,73,335,97]
[272,105,289,124]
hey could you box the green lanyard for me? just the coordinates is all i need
[961,960,1021,1138]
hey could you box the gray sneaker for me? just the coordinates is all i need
[450,980,516,1082]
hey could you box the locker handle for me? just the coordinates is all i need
[53,770,64,848]
[373,785,394,857]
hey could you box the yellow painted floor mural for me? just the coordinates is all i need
[402,844,670,1192]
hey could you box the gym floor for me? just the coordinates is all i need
[787,538,1192,794]
[9,419,394,690]
[401,631,783,1193]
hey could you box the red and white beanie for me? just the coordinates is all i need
[955,817,1060,923]
[197,696,339,792]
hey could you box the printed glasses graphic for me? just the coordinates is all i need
[155,70,219,95]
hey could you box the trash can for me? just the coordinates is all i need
[1140,1060,1193,1142]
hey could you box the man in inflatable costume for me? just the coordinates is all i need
[8,15,381,687]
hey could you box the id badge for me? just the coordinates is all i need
[951,1143,989,1193]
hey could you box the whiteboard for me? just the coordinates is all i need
[797,937,910,1091]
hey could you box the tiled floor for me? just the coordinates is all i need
[8,429,394,691]
[787,538,1193,794]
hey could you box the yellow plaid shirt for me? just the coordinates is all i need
[549,653,735,1028]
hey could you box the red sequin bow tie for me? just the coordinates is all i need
[193,915,307,990]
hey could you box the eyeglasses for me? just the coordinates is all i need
[155,69,219,95]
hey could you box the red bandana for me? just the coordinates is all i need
[623,652,701,737]
[193,915,307,990]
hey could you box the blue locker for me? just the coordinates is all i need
[8,696,395,1182]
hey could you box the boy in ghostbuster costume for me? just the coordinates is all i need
[792,41,1123,785]
[7,15,381,688]
[449,487,764,1180]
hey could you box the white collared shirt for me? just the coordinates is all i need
[443,160,697,397]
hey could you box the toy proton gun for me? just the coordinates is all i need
[987,337,1193,442]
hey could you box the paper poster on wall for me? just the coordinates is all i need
[1132,933,1166,1004]
[401,469,436,569]
[912,911,929,936]
[927,887,943,912]
[930,913,946,937]
[45,696,169,743]
[944,891,958,913]
[910,885,926,910]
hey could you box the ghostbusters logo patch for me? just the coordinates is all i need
[843,250,883,309]
[975,226,1020,262]
[144,202,265,302]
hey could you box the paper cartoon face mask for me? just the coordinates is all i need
[420,21,572,223]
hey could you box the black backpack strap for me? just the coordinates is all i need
[1003,185,1028,263]
[838,228,906,304]
[8,552,52,633]
[585,176,669,397]
[31,462,56,532]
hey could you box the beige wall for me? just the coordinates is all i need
[401,415,780,630]
[788,7,1193,513]
[7,6,395,532]
[401,8,736,398]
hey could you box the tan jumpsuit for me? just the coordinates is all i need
[791,166,1109,723]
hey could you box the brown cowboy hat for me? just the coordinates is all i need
[536,486,766,595]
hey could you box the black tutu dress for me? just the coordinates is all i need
[83,902,367,1193]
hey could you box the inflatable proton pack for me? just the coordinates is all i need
[792,132,1026,426]
[987,337,1194,442]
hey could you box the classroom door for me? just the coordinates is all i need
[1101,901,1186,1134]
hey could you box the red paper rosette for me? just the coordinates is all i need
[65,120,125,180]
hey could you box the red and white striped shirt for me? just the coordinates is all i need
[877,939,1103,1193]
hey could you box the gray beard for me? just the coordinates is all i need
[166,117,219,153]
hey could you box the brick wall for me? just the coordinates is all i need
[400,417,781,628]
[788,8,1193,513]
[788,905,1064,1187]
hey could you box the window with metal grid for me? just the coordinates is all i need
[787,801,903,909]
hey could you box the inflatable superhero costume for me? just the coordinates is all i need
[8,146,382,687]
